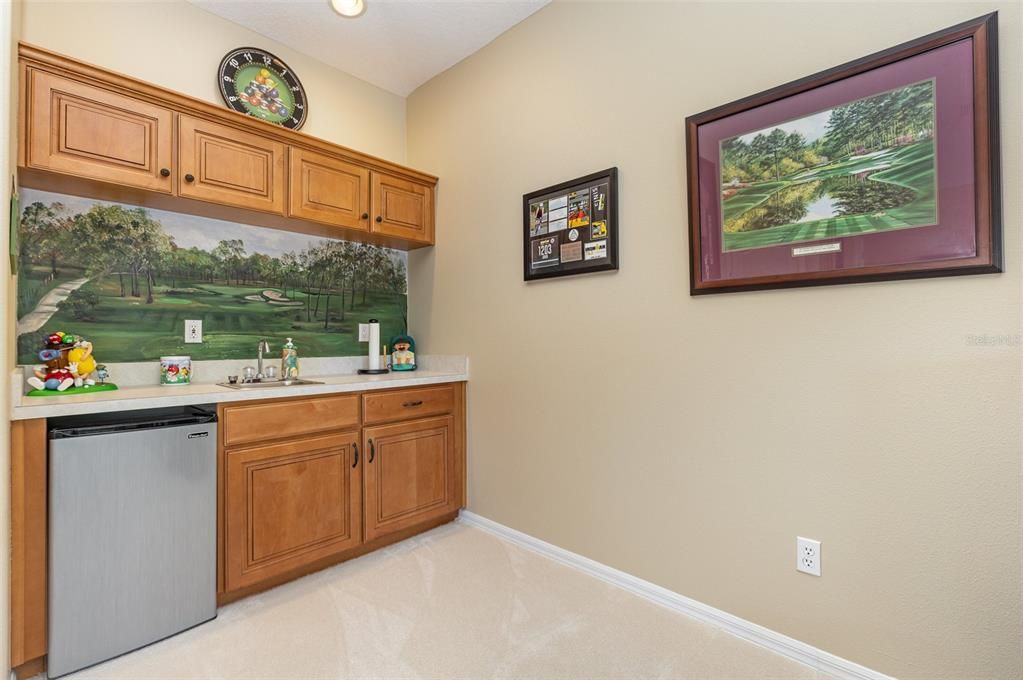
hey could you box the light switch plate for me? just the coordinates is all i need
[358,323,369,342]
[184,319,203,344]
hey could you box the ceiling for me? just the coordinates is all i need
[189,0,550,97]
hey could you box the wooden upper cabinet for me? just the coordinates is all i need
[224,432,362,591]
[178,114,286,215]
[363,415,457,542]
[289,148,370,232]
[24,69,173,192]
[371,172,435,245]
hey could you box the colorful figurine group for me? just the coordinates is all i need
[26,331,110,393]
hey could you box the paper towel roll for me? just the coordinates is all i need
[368,320,381,370]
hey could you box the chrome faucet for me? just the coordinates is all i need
[256,340,271,379]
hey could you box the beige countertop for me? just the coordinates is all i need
[10,356,468,421]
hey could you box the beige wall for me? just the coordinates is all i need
[19,0,407,163]
[407,2,1022,678]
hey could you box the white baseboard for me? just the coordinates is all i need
[458,510,893,680]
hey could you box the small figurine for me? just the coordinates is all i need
[390,335,416,372]
[26,330,116,396]
[281,338,300,379]
[95,365,110,384]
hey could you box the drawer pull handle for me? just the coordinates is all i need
[361,212,369,220]
[403,400,424,408]
[184,173,195,183]
[352,442,359,468]
[160,168,170,177]
[368,439,375,463]
[375,216,383,223]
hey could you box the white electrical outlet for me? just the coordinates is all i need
[184,319,203,344]
[358,323,370,342]
[797,537,821,576]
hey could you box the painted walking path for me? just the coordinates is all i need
[16,277,90,336]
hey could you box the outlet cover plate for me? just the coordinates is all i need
[185,319,203,344]
[797,537,821,576]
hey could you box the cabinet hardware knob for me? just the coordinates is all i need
[352,442,359,468]
[368,439,375,463]
[160,168,170,177]
[375,216,383,223]
[361,213,369,220]
[403,400,424,408]
[184,173,195,183]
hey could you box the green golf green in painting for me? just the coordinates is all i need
[719,79,937,252]
[16,189,408,364]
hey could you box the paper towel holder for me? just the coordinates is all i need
[358,318,391,375]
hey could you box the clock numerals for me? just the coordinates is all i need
[296,103,304,110]
[243,52,253,62]
[228,96,239,102]
[223,75,234,83]
[291,86,300,92]
[263,55,272,65]
[229,58,239,68]
[280,68,288,76]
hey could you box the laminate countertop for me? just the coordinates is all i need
[10,356,468,421]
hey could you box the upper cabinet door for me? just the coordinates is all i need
[178,114,286,215]
[26,70,173,192]
[371,172,435,245]
[289,148,370,231]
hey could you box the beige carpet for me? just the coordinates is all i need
[63,522,829,679]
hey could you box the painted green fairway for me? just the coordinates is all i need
[722,141,936,252]
[17,276,407,364]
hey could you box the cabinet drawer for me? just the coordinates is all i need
[222,395,359,447]
[363,385,455,425]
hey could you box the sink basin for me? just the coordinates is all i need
[217,378,323,390]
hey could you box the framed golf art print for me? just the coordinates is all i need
[685,13,1001,294]
[524,168,619,281]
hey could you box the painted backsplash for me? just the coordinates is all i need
[15,189,408,364]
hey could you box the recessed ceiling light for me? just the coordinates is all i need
[330,0,365,18]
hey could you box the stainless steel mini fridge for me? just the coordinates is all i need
[48,406,218,678]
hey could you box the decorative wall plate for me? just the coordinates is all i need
[218,47,307,130]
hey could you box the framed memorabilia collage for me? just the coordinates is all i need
[685,13,1001,294]
[523,168,618,281]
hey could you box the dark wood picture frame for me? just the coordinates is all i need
[685,13,1001,295]
[523,168,619,282]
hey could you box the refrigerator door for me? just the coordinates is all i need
[48,420,217,678]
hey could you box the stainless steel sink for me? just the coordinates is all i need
[217,378,323,390]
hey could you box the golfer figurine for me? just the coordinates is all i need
[390,335,417,372]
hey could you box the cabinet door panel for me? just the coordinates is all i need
[289,148,370,231]
[363,416,455,541]
[371,172,434,244]
[225,432,361,591]
[26,69,173,192]
[178,114,286,214]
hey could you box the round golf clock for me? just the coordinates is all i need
[217,47,307,130]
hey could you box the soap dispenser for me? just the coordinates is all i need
[281,338,299,379]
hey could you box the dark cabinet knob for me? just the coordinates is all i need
[184,173,195,183]
[159,168,170,177]
[375,216,383,223]
[361,213,369,220]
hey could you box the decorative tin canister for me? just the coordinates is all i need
[160,356,192,386]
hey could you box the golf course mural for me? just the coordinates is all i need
[719,79,937,252]
[15,189,408,364]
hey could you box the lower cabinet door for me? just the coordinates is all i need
[363,415,457,541]
[225,432,362,591]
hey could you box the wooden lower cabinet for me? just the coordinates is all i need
[363,416,458,542]
[224,432,362,591]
